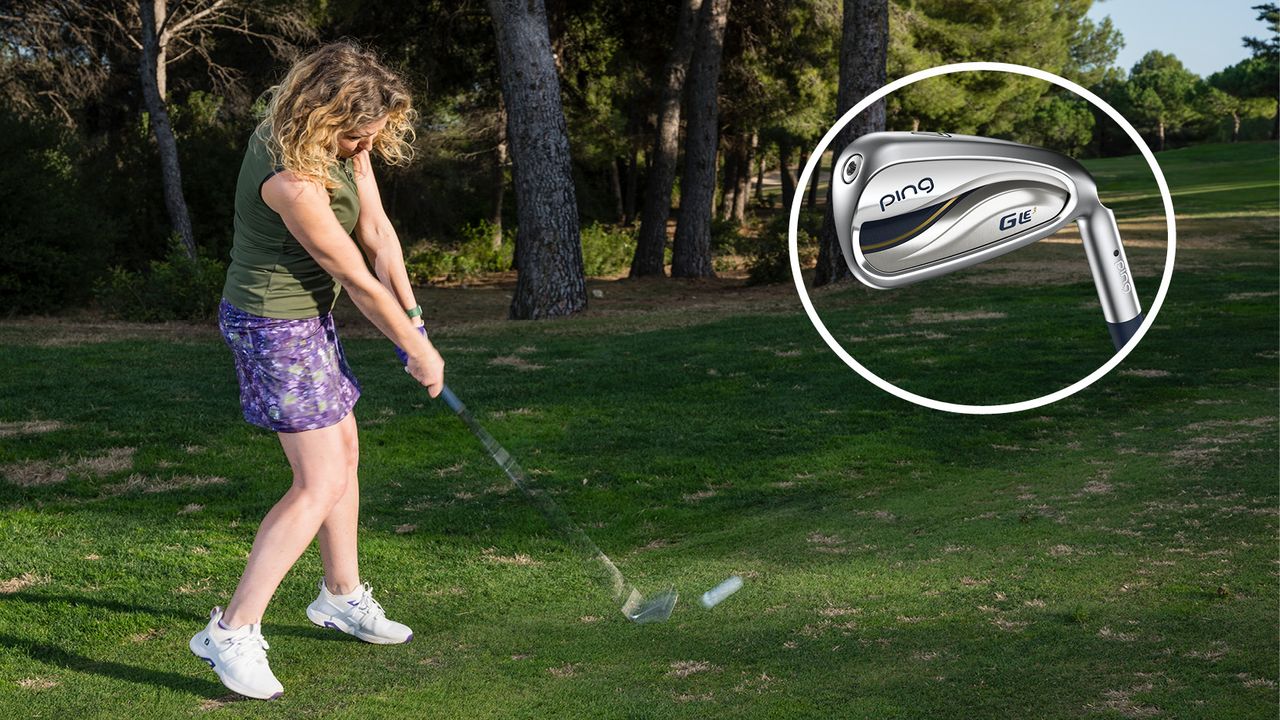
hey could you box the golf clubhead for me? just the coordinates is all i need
[831,131,1144,350]
[621,587,678,624]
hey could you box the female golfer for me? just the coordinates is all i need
[188,42,444,700]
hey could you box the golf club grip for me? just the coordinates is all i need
[439,385,464,413]
[1107,312,1145,351]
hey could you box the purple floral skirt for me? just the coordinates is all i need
[218,299,360,433]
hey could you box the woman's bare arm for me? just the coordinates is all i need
[261,171,443,396]
[350,150,420,324]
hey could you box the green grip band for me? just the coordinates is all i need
[405,305,422,319]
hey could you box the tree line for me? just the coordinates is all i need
[0,1,1275,319]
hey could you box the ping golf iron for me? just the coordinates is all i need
[436,385,677,624]
[831,131,1145,350]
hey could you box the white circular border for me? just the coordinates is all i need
[789,62,1177,415]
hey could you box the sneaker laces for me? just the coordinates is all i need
[223,625,270,665]
[356,583,385,616]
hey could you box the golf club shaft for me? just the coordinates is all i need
[437,385,634,607]
[1078,206,1144,350]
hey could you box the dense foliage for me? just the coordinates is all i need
[0,1,1273,317]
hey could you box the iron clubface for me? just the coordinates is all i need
[622,587,678,624]
[831,131,1144,350]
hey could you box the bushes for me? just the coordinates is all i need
[0,115,116,315]
[744,209,821,285]
[406,220,635,283]
[579,222,635,276]
[405,221,514,284]
[95,240,225,322]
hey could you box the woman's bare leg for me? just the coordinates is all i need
[221,413,357,628]
[316,414,361,595]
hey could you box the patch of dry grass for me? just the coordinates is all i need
[488,355,546,371]
[668,660,714,678]
[0,572,48,594]
[2,446,135,487]
[102,473,227,495]
[481,547,540,566]
[0,420,64,438]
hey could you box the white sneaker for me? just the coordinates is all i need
[306,578,414,645]
[188,607,284,700]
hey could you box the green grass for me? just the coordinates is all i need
[1086,141,1280,219]
[1,142,1276,718]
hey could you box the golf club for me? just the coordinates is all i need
[436,385,677,624]
[830,131,1144,350]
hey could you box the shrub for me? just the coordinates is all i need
[710,217,746,254]
[406,221,636,282]
[579,222,635,277]
[404,248,455,284]
[745,210,822,285]
[95,239,225,322]
[405,220,514,284]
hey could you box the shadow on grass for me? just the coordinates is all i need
[4,590,417,646]
[2,592,198,624]
[0,632,225,697]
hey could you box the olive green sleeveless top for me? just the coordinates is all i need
[222,125,360,318]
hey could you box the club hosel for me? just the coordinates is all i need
[1077,204,1141,326]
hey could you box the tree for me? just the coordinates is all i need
[1064,15,1124,87]
[1242,2,1280,138]
[488,0,587,318]
[631,0,703,277]
[320,0,506,242]
[1087,66,1132,156]
[722,0,839,224]
[1200,86,1243,142]
[813,0,888,287]
[671,0,731,278]
[1125,51,1202,151]
[0,0,311,260]
[1015,94,1095,156]
[139,1,195,260]
[1209,56,1276,143]
[885,0,1097,135]
[0,1,113,126]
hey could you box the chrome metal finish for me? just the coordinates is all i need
[832,132,1142,324]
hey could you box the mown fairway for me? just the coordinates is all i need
[1,142,1276,718]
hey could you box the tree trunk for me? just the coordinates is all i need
[779,143,796,210]
[490,100,508,250]
[814,0,888,287]
[139,0,196,262]
[1156,119,1165,151]
[610,158,625,223]
[1231,111,1240,143]
[754,139,765,203]
[671,0,730,278]
[806,145,822,208]
[732,132,753,222]
[623,148,639,224]
[631,0,703,277]
[718,134,738,220]
[795,150,805,200]
[488,0,586,319]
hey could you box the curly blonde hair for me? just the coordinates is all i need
[261,41,417,189]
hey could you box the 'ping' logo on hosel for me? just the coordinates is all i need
[879,177,934,212]
[998,207,1037,231]
[1114,258,1131,294]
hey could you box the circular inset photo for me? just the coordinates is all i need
[789,62,1176,414]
